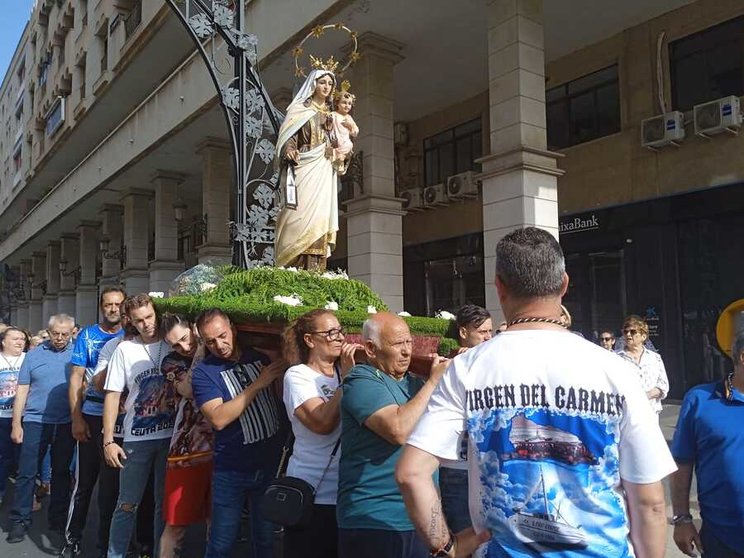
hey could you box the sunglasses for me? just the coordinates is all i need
[600,336,614,342]
[309,327,345,341]
[623,329,640,336]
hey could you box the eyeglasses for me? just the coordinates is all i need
[623,329,640,336]
[49,331,72,339]
[600,336,614,342]
[309,327,345,341]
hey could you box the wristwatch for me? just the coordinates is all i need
[430,533,455,557]
[671,513,693,525]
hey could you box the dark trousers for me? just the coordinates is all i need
[0,417,20,499]
[10,421,75,527]
[701,523,744,558]
[439,467,472,533]
[338,528,429,558]
[284,504,338,558]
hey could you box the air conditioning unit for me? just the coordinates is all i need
[422,183,447,207]
[694,95,742,137]
[400,188,424,212]
[640,111,685,149]
[446,171,479,199]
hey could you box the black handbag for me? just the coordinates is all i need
[262,432,341,528]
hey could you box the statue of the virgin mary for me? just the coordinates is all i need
[274,68,339,271]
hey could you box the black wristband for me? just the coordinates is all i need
[103,440,116,449]
[671,513,693,525]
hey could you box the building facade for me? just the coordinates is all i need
[0,0,742,397]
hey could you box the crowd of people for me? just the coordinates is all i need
[0,227,741,558]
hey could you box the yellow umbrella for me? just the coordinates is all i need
[716,298,744,358]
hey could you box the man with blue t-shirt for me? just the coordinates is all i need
[671,332,744,558]
[64,286,125,557]
[192,308,286,558]
[7,314,77,544]
[337,312,449,558]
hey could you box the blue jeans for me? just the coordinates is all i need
[439,467,472,532]
[338,528,428,558]
[9,421,74,526]
[206,467,274,558]
[0,417,20,499]
[107,438,169,558]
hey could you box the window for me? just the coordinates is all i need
[423,118,482,187]
[546,65,620,149]
[100,35,108,73]
[39,51,52,87]
[670,17,744,111]
[45,97,65,137]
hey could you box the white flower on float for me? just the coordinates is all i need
[200,282,217,292]
[148,292,165,299]
[367,305,377,314]
[397,311,412,317]
[321,270,349,280]
[324,301,339,311]
[273,294,303,307]
[436,310,456,320]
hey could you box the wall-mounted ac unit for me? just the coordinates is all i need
[694,95,742,137]
[423,183,447,207]
[446,171,479,199]
[641,111,685,149]
[400,188,424,212]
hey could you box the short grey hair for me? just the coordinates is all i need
[48,313,75,329]
[362,317,382,347]
[733,333,744,363]
[495,227,565,298]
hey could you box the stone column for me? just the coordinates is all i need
[149,172,185,293]
[16,259,31,330]
[58,233,79,318]
[120,189,152,295]
[479,0,563,319]
[344,33,405,312]
[43,241,61,321]
[28,252,47,332]
[100,204,124,286]
[196,139,232,265]
[76,221,101,327]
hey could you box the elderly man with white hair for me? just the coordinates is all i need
[336,312,450,558]
[7,313,77,544]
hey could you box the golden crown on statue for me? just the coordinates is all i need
[293,23,360,79]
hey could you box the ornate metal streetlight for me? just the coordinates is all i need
[164,0,282,267]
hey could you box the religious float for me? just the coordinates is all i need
[154,265,459,375]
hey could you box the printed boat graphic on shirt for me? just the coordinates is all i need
[504,415,598,466]
[508,467,587,550]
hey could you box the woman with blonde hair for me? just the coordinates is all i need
[617,314,669,416]
[280,309,361,558]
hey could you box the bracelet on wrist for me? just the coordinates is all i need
[430,531,455,557]
[671,513,693,525]
[103,440,116,448]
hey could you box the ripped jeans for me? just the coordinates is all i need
[107,438,169,558]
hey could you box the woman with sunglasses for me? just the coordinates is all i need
[281,309,362,558]
[617,315,669,417]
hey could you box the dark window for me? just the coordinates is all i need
[670,17,744,111]
[546,65,620,149]
[423,118,482,187]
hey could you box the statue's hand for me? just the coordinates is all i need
[285,149,300,164]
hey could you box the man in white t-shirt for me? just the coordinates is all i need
[103,294,177,558]
[396,227,676,558]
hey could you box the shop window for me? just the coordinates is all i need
[546,65,620,149]
[423,118,482,187]
[670,16,744,111]
[424,254,485,316]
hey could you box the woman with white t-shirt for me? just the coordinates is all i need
[281,309,360,558]
[0,327,28,504]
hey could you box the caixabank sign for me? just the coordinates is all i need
[559,214,600,234]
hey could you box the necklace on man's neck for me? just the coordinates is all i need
[507,317,566,328]
[141,338,162,369]
[0,352,21,370]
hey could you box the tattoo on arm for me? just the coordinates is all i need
[428,500,449,547]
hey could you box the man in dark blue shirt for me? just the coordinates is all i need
[671,332,744,557]
[7,314,76,544]
[192,308,286,558]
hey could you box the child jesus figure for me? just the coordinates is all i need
[331,89,359,173]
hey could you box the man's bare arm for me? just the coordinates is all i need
[69,365,90,441]
[396,444,490,557]
[670,462,702,556]
[624,479,668,558]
